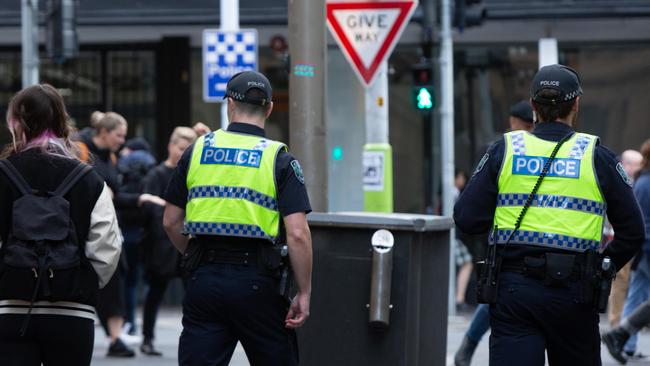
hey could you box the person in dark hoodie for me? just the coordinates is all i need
[77,111,164,357]
[139,126,197,355]
[117,137,157,337]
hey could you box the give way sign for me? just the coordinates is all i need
[326,0,418,87]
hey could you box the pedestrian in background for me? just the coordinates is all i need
[163,71,313,365]
[607,149,643,329]
[454,65,644,365]
[604,298,650,364]
[454,169,474,313]
[0,84,121,366]
[138,126,197,356]
[117,137,157,336]
[77,111,164,357]
[604,139,650,362]
[454,99,535,366]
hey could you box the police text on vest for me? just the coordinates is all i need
[200,147,262,168]
[512,156,580,178]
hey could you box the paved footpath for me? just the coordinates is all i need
[92,307,650,365]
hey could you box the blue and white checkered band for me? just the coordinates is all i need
[497,193,605,216]
[203,132,216,147]
[511,133,526,156]
[252,139,270,151]
[184,221,272,240]
[492,229,599,252]
[568,135,592,159]
[188,185,278,211]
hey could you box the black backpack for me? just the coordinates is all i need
[0,160,92,335]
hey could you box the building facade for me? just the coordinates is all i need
[0,0,649,213]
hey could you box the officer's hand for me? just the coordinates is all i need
[285,291,310,329]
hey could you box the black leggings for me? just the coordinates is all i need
[96,266,126,335]
[143,276,170,340]
[0,314,94,366]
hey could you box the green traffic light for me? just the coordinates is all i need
[417,87,433,109]
[332,145,343,161]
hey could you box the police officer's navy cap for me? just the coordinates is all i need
[530,64,583,105]
[510,100,534,123]
[223,71,272,106]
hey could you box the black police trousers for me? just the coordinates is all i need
[489,272,601,366]
[179,263,298,366]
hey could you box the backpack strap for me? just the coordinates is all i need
[0,160,33,196]
[52,163,93,197]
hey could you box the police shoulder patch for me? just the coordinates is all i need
[616,162,633,187]
[290,160,305,184]
[473,153,489,176]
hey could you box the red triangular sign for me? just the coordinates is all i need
[327,0,418,87]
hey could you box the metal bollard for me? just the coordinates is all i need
[368,229,394,328]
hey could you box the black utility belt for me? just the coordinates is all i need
[501,252,586,286]
[201,248,258,266]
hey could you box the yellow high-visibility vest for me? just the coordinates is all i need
[185,129,286,242]
[493,131,605,252]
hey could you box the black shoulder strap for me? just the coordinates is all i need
[0,159,33,196]
[505,132,576,244]
[53,163,93,197]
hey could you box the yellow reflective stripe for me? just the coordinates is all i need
[496,193,605,216]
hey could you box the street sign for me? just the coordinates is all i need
[326,0,418,87]
[203,29,257,102]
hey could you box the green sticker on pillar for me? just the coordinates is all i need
[291,160,305,184]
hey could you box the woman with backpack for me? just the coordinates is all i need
[0,84,122,366]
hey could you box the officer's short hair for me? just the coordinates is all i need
[532,89,576,123]
[232,88,271,118]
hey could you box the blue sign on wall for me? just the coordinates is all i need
[203,29,258,102]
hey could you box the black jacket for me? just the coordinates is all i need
[141,163,179,278]
[0,150,105,305]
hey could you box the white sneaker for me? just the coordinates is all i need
[120,329,142,346]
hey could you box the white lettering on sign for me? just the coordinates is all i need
[333,9,400,69]
[512,156,581,178]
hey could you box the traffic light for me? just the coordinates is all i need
[411,63,435,111]
[46,0,78,62]
[454,0,486,31]
[416,87,434,110]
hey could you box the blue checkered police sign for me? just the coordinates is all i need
[512,156,581,178]
[203,29,258,102]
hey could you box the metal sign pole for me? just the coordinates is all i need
[363,61,393,212]
[440,0,456,316]
[21,0,39,88]
[220,0,239,130]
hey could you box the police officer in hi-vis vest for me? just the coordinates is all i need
[163,71,312,366]
[454,64,644,365]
